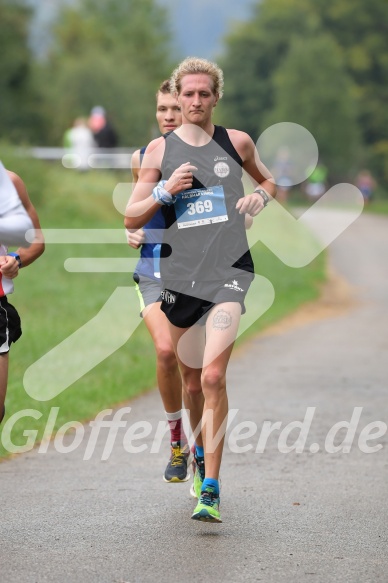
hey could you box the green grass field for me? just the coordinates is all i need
[363,198,388,215]
[0,155,326,457]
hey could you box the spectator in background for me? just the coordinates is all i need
[356,169,376,204]
[89,106,118,148]
[63,117,96,171]
[272,146,294,205]
[305,161,328,201]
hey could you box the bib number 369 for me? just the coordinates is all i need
[175,185,228,228]
[187,200,213,215]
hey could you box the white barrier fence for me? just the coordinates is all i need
[27,147,137,169]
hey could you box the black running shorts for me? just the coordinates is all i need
[160,272,254,328]
[0,296,22,354]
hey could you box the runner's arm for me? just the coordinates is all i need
[229,130,276,216]
[131,148,141,184]
[126,148,146,247]
[0,212,34,247]
[8,172,45,267]
[125,139,197,230]
[125,139,165,230]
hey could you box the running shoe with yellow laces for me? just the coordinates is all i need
[191,485,222,523]
[163,441,192,483]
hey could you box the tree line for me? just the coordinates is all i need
[218,0,388,183]
[0,0,172,148]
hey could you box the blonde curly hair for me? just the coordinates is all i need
[170,57,224,99]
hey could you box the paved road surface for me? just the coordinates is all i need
[1,211,387,582]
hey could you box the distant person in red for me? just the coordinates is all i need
[89,106,118,148]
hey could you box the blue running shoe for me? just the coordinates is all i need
[163,441,192,483]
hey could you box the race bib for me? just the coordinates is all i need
[174,186,228,229]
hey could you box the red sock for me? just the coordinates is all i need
[168,418,187,444]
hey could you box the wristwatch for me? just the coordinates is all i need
[7,252,22,268]
[254,188,270,207]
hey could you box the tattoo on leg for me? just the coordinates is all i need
[212,309,232,330]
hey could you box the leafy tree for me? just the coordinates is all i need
[219,0,320,140]
[265,34,360,178]
[219,0,388,181]
[0,0,45,143]
[38,0,173,146]
[315,0,388,181]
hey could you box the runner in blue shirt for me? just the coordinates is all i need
[126,81,192,483]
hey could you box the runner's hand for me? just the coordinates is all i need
[164,162,198,196]
[0,255,19,279]
[236,192,265,217]
[126,228,145,248]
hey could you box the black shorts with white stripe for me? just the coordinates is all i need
[0,296,22,354]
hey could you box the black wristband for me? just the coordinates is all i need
[254,188,270,207]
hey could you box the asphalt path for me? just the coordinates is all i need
[1,210,387,583]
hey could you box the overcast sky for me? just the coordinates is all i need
[27,0,254,60]
[158,0,254,59]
